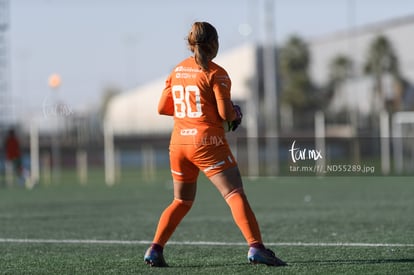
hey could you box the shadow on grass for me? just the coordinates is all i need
[289,258,414,265]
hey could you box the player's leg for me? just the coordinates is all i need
[209,166,263,247]
[145,146,197,267]
[144,181,196,267]
[202,141,287,267]
[151,181,196,246]
[197,143,263,247]
[210,166,286,266]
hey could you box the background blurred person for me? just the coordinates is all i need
[3,128,24,186]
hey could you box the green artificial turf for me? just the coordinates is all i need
[0,171,413,274]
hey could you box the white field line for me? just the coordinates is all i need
[0,238,413,247]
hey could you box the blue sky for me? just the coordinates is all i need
[8,0,414,119]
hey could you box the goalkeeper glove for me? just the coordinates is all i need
[231,104,243,131]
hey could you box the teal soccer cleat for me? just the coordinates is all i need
[144,246,168,267]
[247,247,287,266]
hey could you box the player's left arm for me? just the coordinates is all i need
[216,99,236,121]
[212,71,242,130]
[212,71,235,120]
[158,77,174,116]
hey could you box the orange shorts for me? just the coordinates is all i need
[169,142,237,182]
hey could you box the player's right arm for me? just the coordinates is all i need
[158,76,174,116]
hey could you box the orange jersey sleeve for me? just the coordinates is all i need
[212,69,236,121]
[158,76,174,116]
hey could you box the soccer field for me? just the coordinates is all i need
[0,172,413,274]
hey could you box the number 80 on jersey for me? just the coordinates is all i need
[172,85,202,118]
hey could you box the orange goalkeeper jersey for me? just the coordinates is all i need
[158,57,236,145]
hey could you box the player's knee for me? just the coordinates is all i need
[223,187,245,201]
[173,198,194,209]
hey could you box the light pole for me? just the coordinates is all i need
[263,0,279,176]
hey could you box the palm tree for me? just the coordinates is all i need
[363,35,400,113]
[279,35,315,118]
[325,54,354,110]
[329,54,354,87]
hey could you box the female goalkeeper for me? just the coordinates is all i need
[144,21,286,267]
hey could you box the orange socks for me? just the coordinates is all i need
[152,198,193,247]
[225,188,263,246]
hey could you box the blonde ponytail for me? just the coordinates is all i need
[187,22,219,71]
